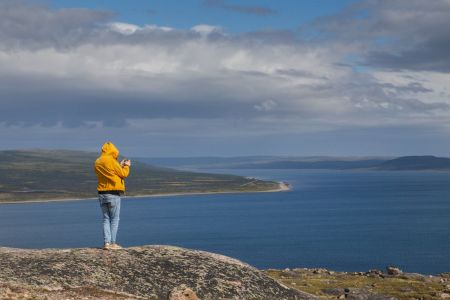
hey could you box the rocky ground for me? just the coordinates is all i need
[265,267,450,300]
[0,245,316,300]
[1,245,447,300]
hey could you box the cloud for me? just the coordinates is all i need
[310,0,450,72]
[203,0,276,16]
[254,100,277,112]
[108,22,141,35]
[190,24,223,35]
[0,0,111,50]
[0,0,450,156]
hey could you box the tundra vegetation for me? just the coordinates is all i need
[0,150,279,203]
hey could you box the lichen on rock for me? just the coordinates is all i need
[0,245,316,300]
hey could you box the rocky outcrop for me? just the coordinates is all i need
[266,267,450,300]
[385,266,402,276]
[0,245,316,300]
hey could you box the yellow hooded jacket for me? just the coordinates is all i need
[94,142,130,192]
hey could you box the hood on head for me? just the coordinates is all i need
[101,142,119,159]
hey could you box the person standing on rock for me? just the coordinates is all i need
[94,142,131,250]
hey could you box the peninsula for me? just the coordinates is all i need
[0,150,284,203]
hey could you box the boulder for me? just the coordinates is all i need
[386,266,402,276]
[0,245,316,300]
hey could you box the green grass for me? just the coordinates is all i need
[265,269,450,299]
[0,150,280,202]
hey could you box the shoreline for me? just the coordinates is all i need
[0,182,291,205]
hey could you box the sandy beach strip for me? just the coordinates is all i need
[0,182,291,205]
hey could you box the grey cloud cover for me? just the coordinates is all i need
[311,0,450,72]
[0,0,112,50]
[1,0,450,155]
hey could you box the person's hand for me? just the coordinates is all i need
[120,159,131,167]
[123,159,131,167]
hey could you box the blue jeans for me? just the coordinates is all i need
[98,194,121,244]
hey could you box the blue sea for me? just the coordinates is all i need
[1,169,449,275]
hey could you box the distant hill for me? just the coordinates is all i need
[375,156,450,170]
[136,156,390,170]
[137,155,450,171]
[227,159,386,170]
[0,150,279,203]
[135,156,285,169]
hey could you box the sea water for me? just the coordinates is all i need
[0,169,449,274]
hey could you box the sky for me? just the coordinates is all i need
[2,0,450,157]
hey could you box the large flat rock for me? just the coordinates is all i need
[0,245,317,300]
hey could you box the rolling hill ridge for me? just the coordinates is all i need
[138,155,450,171]
[0,150,280,203]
